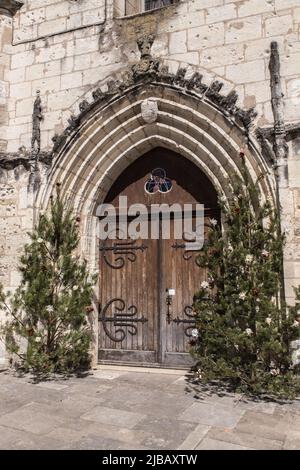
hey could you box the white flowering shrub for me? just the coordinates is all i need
[191,155,300,398]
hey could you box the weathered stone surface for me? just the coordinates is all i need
[0,369,299,450]
[1,0,300,369]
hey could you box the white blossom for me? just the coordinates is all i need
[245,328,253,336]
[191,329,199,339]
[239,292,246,301]
[45,305,54,313]
[73,285,79,291]
[209,218,218,227]
[245,254,254,265]
[261,250,270,258]
[266,317,272,325]
[293,320,299,328]
[256,306,260,313]
[270,368,280,376]
[35,337,42,343]
[201,281,209,289]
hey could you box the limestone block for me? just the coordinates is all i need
[169,52,199,66]
[31,75,61,95]
[226,60,265,84]
[284,98,300,122]
[275,0,300,10]
[11,50,35,70]
[67,14,82,30]
[281,53,300,77]
[61,71,83,90]
[16,97,35,117]
[189,0,223,10]
[225,16,262,44]
[265,15,293,38]
[38,17,67,37]
[35,43,66,64]
[45,2,70,21]
[188,23,225,51]
[4,68,25,84]
[245,81,271,104]
[9,81,31,99]
[74,54,91,71]
[19,8,46,27]
[47,88,83,111]
[206,4,237,25]
[238,0,275,17]
[201,43,244,68]
[169,30,187,55]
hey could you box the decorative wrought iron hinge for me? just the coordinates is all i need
[100,240,148,269]
[173,306,197,337]
[99,298,148,343]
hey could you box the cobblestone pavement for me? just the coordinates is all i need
[0,366,299,450]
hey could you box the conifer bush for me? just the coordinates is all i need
[191,156,300,398]
[0,186,96,375]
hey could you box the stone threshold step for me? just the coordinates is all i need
[94,364,188,375]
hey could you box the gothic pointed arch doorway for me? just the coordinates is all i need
[98,147,220,367]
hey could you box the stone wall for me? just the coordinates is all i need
[3,0,300,153]
[1,0,300,364]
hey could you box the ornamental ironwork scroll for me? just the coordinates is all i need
[100,239,148,269]
[172,224,212,261]
[99,298,148,343]
[173,306,197,338]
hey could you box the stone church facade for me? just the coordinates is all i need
[1,0,300,366]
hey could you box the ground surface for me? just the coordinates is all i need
[0,366,299,450]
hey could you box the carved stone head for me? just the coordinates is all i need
[137,34,155,59]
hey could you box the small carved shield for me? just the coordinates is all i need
[141,99,158,124]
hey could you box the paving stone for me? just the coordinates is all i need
[179,402,245,428]
[206,427,283,450]
[0,402,69,435]
[61,436,125,451]
[196,438,253,450]
[283,431,300,450]
[134,416,198,449]
[65,421,152,447]
[0,371,300,450]
[81,406,145,429]
[132,390,193,418]
[235,411,289,441]
[36,382,69,391]
[0,425,30,449]
[91,370,129,381]
[177,424,210,450]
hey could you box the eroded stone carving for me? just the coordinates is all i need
[269,41,289,163]
[132,34,160,80]
[31,90,43,155]
[141,99,158,124]
[79,100,90,113]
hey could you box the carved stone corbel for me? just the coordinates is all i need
[0,0,23,16]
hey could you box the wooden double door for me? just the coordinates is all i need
[98,148,219,367]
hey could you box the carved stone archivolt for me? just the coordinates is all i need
[49,34,259,158]
[2,36,300,172]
